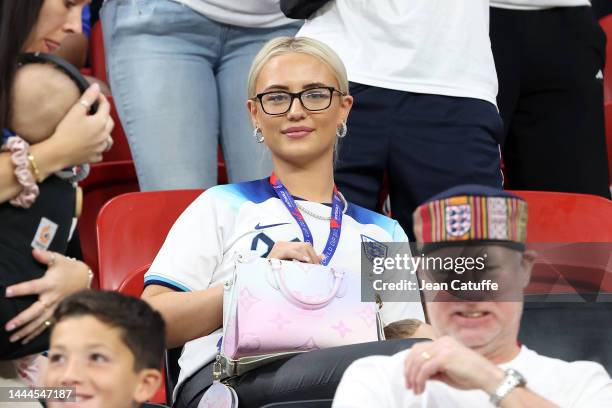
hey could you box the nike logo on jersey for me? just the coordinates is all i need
[254,222,291,230]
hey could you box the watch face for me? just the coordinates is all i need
[507,368,527,386]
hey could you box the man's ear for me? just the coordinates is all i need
[132,369,163,404]
[519,250,537,289]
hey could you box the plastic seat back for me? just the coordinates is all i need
[511,190,612,242]
[90,21,107,84]
[96,189,203,290]
[510,191,612,295]
[78,161,139,285]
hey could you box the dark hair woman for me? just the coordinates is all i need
[0,0,113,390]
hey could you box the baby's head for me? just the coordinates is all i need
[9,62,80,143]
[44,290,165,408]
[384,319,436,340]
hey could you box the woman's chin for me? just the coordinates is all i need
[271,144,332,165]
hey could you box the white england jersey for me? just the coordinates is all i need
[144,178,425,397]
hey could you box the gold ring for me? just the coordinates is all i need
[421,351,432,361]
[43,320,52,328]
[79,99,90,109]
[104,137,113,152]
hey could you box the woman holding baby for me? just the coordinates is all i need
[0,0,113,393]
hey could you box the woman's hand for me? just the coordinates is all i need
[4,248,91,345]
[267,242,324,264]
[48,83,114,167]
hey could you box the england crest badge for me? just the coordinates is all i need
[361,234,388,263]
[445,204,472,238]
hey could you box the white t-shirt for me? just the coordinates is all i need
[169,0,294,27]
[491,0,591,10]
[333,345,612,407]
[297,0,498,106]
[144,179,425,399]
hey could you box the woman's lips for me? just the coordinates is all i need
[281,126,314,139]
[44,39,61,53]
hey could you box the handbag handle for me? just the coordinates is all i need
[269,259,345,310]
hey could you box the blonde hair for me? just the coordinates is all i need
[247,36,349,98]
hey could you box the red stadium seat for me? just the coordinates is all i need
[116,264,167,405]
[78,161,139,285]
[90,21,107,84]
[117,263,151,298]
[98,191,202,406]
[87,25,132,163]
[96,189,203,290]
[103,95,133,162]
[512,190,612,242]
[601,15,612,102]
[511,190,612,295]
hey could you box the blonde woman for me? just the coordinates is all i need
[143,37,425,408]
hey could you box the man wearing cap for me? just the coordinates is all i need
[333,185,612,407]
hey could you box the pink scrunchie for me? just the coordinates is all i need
[1,136,39,208]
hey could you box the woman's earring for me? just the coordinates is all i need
[253,127,265,143]
[336,121,348,138]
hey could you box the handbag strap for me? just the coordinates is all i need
[270,259,345,310]
[220,351,303,377]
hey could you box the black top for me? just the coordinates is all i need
[0,176,75,360]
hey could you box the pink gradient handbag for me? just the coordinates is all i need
[217,253,384,377]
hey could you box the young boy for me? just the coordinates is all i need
[44,290,165,408]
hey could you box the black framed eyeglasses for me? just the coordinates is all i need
[252,87,345,115]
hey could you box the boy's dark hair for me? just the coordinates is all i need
[52,290,166,371]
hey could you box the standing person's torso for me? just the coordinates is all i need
[491,0,591,10]
[170,0,294,27]
[297,0,499,105]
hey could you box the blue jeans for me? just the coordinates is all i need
[101,0,302,190]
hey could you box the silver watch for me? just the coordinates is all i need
[490,368,527,406]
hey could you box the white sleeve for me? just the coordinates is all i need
[380,221,425,325]
[333,356,396,408]
[391,221,409,242]
[569,362,612,407]
[144,189,230,292]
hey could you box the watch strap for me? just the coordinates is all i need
[490,368,526,406]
